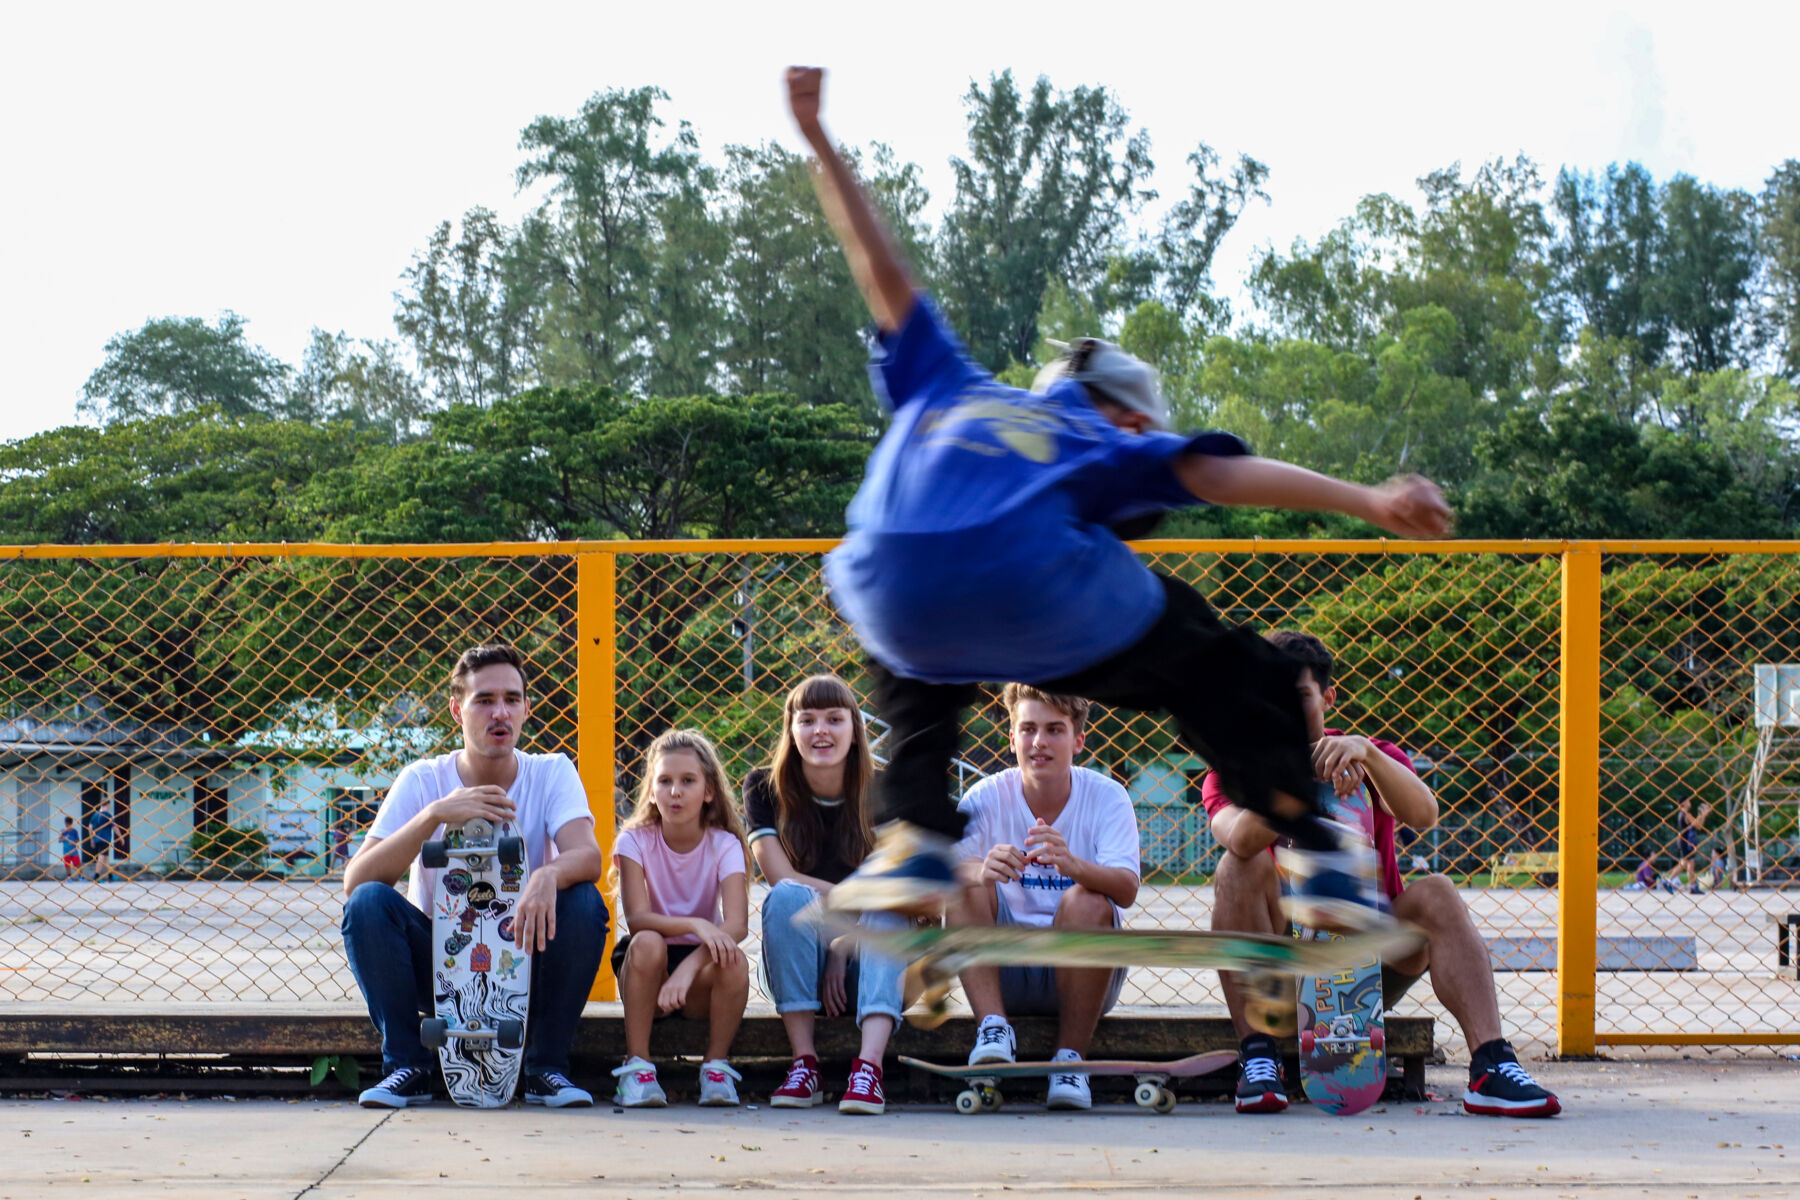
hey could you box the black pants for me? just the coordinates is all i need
[868,573,1325,846]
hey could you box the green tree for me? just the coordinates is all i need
[511,86,716,393]
[289,329,430,439]
[1655,175,1760,373]
[393,207,534,408]
[1757,160,1800,381]
[79,313,291,423]
[935,71,1153,371]
[0,409,376,544]
[1548,163,1665,363]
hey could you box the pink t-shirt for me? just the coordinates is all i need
[613,825,747,945]
[1200,730,1412,901]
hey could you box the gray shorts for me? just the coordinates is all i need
[993,890,1128,1018]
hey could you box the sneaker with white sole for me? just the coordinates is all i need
[698,1059,742,1106]
[770,1055,823,1108]
[1464,1040,1560,1117]
[612,1057,667,1108]
[1277,820,1391,933]
[523,1070,593,1108]
[967,1015,1017,1066]
[824,821,959,916]
[1045,1049,1091,1111]
[1234,1034,1289,1114]
[838,1057,887,1114]
[359,1065,434,1109]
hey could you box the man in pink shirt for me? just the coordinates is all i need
[1203,630,1559,1118]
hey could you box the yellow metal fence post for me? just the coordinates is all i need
[577,551,619,1001]
[1557,545,1601,1055]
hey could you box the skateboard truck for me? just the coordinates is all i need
[422,818,525,871]
[420,1015,525,1051]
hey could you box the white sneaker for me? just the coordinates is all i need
[1045,1049,1092,1111]
[968,1015,1017,1066]
[612,1057,667,1108]
[698,1059,742,1106]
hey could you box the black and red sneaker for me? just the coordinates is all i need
[1464,1040,1561,1117]
[1235,1034,1288,1114]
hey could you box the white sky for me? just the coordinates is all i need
[2,0,1794,443]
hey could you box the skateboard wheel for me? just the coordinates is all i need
[1300,1029,1316,1055]
[496,1018,524,1050]
[421,840,449,869]
[1133,1082,1159,1108]
[419,1018,448,1050]
[1153,1088,1177,1115]
[1368,1027,1384,1051]
[498,836,524,868]
[954,1089,981,1115]
[980,1087,1002,1112]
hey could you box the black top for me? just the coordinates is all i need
[743,766,859,884]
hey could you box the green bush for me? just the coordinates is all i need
[189,822,269,869]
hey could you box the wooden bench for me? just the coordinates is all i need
[0,1004,1436,1104]
[1487,850,1560,886]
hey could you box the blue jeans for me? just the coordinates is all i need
[761,878,905,1026]
[342,880,608,1076]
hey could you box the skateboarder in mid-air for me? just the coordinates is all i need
[784,66,1454,925]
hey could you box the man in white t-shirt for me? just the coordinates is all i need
[341,644,607,1110]
[953,683,1141,1110]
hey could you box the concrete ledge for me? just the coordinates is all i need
[0,1004,1435,1101]
[1487,935,1698,971]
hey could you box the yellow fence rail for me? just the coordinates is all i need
[2,539,1798,1058]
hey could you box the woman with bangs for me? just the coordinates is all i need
[745,674,905,1115]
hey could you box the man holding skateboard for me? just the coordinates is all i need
[951,685,1141,1110]
[1205,631,1560,1117]
[341,643,608,1109]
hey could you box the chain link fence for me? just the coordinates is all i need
[2,542,1796,1057]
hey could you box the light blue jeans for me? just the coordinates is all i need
[761,878,906,1026]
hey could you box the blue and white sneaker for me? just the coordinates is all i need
[524,1070,593,1108]
[825,821,959,916]
[1277,821,1390,932]
[359,1065,434,1108]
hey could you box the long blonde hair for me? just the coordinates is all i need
[621,727,749,848]
[611,729,750,911]
[766,674,875,872]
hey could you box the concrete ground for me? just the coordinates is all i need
[0,1059,1794,1199]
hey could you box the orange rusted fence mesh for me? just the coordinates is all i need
[1,540,1797,1059]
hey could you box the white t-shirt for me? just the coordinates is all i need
[955,766,1141,926]
[367,750,595,912]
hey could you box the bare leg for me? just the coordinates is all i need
[682,956,750,1062]
[1391,875,1501,1049]
[622,932,668,1062]
[1211,849,1286,1038]
[780,1010,818,1060]
[952,883,1005,1020]
[857,1014,896,1063]
[1052,885,1117,1056]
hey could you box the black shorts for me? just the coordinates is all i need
[611,932,701,981]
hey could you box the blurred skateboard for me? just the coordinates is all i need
[420,817,530,1107]
[808,916,1422,1029]
[900,1050,1238,1115]
[1295,780,1386,1115]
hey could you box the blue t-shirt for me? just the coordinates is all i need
[826,297,1247,683]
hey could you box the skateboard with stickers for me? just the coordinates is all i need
[1293,780,1387,1115]
[900,1050,1238,1115]
[420,817,530,1107]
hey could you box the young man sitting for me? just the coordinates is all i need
[952,684,1141,1110]
[341,643,608,1109]
[1205,631,1560,1118]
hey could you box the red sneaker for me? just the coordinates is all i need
[770,1055,822,1108]
[838,1057,886,1114]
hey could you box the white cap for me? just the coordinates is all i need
[1031,338,1169,430]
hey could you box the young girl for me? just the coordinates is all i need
[745,675,906,1115]
[611,729,751,1107]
